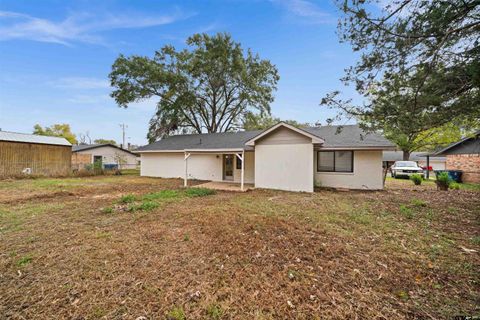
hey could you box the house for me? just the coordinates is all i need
[0,131,71,177]
[72,144,139,170]
[135,123,396,192]
[432,130,480,183]
[383,151,446,171]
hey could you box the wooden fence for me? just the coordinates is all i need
[0,141,71,177]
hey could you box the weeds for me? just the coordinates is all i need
[399,205,414,219]
[17,255,32,267]
[119,194,136,204]
[137,201,159,211]
[102,206,113,214]
[206,304,224,319]
[185,187,216,197]
[166,307,186,320]
[143,190,179,201]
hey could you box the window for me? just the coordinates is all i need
[236,155,242,169]
[317,151,353,173]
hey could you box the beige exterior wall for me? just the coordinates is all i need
[140,151,254,183]
[314,150,383,190]
[75,146,138,169]
[254,128,314,192]
[233,151,254,184]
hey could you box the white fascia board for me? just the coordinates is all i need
[245,122,324,146]
[316,146,397,151]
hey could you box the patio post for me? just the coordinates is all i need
[235,152,245,191]
[241,150,245,191]
[184,152,191,187]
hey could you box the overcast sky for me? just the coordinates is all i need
[0,0,361,145]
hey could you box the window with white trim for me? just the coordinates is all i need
[317,151,354,173]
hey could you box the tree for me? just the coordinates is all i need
[321,0,480,159]
[242,112,317,131]
[110,32,280,143]
[94,139,117,145]
[33,124,77,144]
[78,131,92,145]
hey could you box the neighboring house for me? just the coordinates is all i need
[72,144,139,170]
[383,151,446,171]
[0,131,71,177]
[432,130,480,183]
[135,123,395,192]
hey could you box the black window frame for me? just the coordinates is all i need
[317,151,354,173]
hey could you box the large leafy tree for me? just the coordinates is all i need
[33,123,77,144]
[110,33,279,142]
[94,139,117,145]
[321,0,480,159]
[242,112,314,131]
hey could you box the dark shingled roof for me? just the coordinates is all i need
[135,125,395,152]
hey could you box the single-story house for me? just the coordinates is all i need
[0,131,71,177]
[432,130,480,183]
[135,123,396,192]
[72,144,139,170]
[383,151,446,171]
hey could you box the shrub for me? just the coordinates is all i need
[449,182,460,190]
[119,194,136,204]
[436,172,451,191]
[185,188,216,197]
[410,174,423,185]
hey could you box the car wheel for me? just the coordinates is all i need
[392,171,396,178]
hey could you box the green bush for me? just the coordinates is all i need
[449,182,460,190]
[436,172,451,191]
[185,188,216,197]
[410,173,423,185]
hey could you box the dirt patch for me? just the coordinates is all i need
[0,177,479,319]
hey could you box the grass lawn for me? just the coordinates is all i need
[1,176,479,319]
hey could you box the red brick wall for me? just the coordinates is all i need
[446,154,480,183]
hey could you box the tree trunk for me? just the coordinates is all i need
[402,150,411,160]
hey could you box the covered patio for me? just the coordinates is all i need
[183,148,253,191]
[196,181,254,192]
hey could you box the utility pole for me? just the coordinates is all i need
[119,123,128,149]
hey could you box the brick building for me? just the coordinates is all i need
[434,130,480,183]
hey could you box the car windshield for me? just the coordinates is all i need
[395,161,418,167]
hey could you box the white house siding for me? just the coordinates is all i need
[254,128,314,192]
[141,151,255,182]
[75,145,138,169]
[141,153,184,178]
[314,150,383,190]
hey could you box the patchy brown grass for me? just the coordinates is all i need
[1,176,479,319]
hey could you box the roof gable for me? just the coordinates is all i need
[245,122,324,146]
[73,144,137,156]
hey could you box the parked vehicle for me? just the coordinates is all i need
[391,161,425,179]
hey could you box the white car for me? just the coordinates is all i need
[390,161,425,179]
